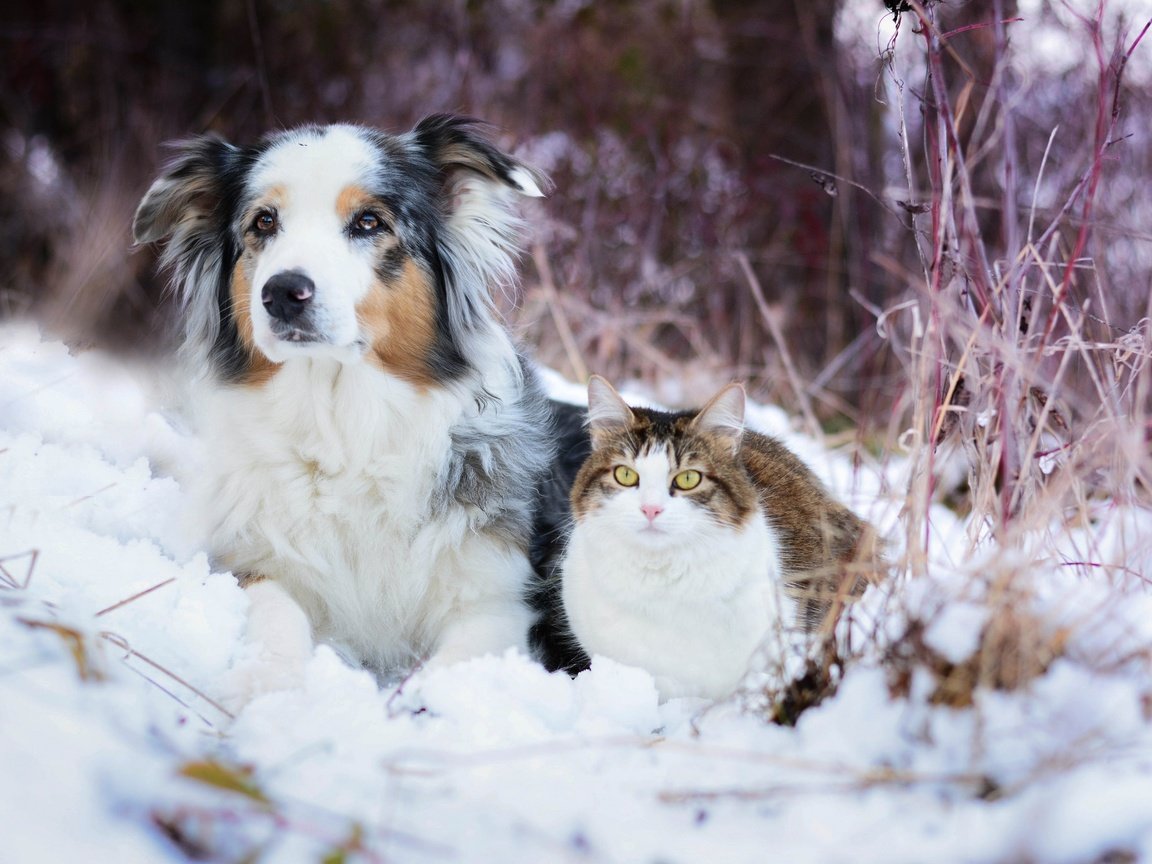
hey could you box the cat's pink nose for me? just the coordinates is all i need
[641,503,664,522]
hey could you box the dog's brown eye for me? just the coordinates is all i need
[253,211,277,233]
[352,210,387,235]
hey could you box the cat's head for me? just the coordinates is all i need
[570,376,761,548]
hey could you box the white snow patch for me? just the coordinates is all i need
[3,323,1152,862]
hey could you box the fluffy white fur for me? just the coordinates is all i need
[197,348,534,675]
[135,117,550,698]
[222,579,315,710]
[562,450,790,702]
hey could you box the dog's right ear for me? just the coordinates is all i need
[134,135,248,374]
[133,135,242,245]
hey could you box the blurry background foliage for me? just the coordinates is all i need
[1,0,1148,430]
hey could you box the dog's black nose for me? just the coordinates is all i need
[261,271,315,323]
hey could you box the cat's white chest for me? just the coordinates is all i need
[561,512,787,700]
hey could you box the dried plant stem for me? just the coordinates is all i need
[101,631,235,724]
[95,578,176,618]
[531,242,588,382]
[736,252,822,440]
[0,549,39,590]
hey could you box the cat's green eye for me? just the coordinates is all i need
[672,469,702,491]
[613,465,639,487]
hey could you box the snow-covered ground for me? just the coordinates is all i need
[3,322,1152,863]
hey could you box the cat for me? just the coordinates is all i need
[556,375,871,700]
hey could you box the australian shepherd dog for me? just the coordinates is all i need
[134,115,559,695]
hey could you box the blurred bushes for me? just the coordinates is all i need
[0,0,853,386]
[1,0,1149,424]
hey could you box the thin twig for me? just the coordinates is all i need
[100,631,235,723]
[766,153,903,219]
[0,549,39,590]
[95,578,177,618]
[735,252,823,440]
[245,0,275,126]
[65,483,118,508]
[531,243,589,382]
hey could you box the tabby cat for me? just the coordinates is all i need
[560,376,870,700]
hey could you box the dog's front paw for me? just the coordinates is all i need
[217,579,314,715]
[216,644,309,715]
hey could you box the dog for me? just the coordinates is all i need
[133,115,557,691]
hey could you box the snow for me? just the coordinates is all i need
[3,322,1152,863]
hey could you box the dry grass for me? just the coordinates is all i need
[513,2,1152,721]
[5,12,1152,863]
[793,1,1151,717]
[5,1,1151,729]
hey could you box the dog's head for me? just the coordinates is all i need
[134,115,547,384]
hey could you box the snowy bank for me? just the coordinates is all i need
[2,323,1152,864]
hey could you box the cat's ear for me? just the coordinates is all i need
[586,375,635,445]
[691,383,746,451]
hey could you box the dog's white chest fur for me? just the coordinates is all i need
[562,512,786,700]
[193,358,531,674]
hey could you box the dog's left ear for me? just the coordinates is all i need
[414,115,547,339]
[414,114,550,199]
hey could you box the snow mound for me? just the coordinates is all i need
[3,324,1152,863]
